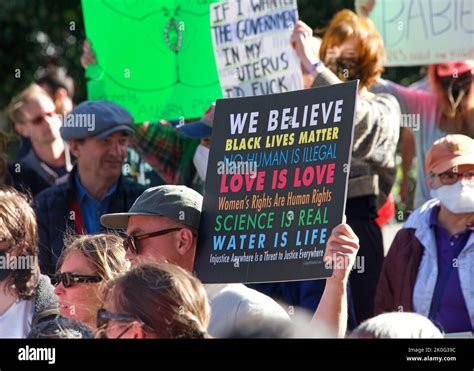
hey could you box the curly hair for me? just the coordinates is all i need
[0,187,40,300]
[319,9,385,90]
[105,262,211,339]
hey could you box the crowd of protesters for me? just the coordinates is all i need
[0,7,472,339]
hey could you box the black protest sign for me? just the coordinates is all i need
[194,80,358,284]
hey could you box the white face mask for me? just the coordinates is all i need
[193,144,209,182]
[430,181,474,213]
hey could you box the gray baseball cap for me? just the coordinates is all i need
[100,185,203,230]
[61,100,135,141]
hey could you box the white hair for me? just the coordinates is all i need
[350,312,443,339]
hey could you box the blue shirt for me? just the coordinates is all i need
[74,173,118,234]
[429,206,472,333]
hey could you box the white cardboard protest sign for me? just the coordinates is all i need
[363,0,474,66]
[210,0,304,97]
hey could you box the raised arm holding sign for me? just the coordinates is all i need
[289,11,401,324]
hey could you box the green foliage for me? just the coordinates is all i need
[298,0,355,30]
[0,0,86,109]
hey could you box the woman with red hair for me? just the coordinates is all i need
[290,9,400,325]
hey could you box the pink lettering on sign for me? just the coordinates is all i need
[220,171,266,193]
[293,163,335,187]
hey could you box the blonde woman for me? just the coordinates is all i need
[53,234,128,332]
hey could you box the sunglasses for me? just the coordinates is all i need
[123,227,183,255]
[28,110,56,125]
[51,272,102,288]
[96,308,140,339]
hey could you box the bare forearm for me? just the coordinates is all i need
[312,278,347,338]
[400,128,415,175]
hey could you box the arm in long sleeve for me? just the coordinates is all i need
[372,78,436,116]
[374,232,404,315]
[399,128,416,203]
[131,122,200,185]
[312,68,401,168]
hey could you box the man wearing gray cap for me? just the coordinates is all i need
[34,101,146,276]
[101,185,360,338]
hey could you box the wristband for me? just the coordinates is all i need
[306,60,323,74]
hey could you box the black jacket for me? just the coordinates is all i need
[8,163,51,197]
[33,167,145,275]
[8,149,71,197]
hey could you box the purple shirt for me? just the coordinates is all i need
[429,206,472,333]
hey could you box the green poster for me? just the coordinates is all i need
[81,0,223,122]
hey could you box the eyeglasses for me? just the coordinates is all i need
[51,272,102,288]
[96,308,140,339]
[28,110,56,125]
[124,227,183,255]
[431,170,474,185]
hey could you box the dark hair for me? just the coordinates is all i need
[28,316,94,339]
[35,66,75,98]
[0,131,10,185]
[0,187,40,300]
[106,263,211,339]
